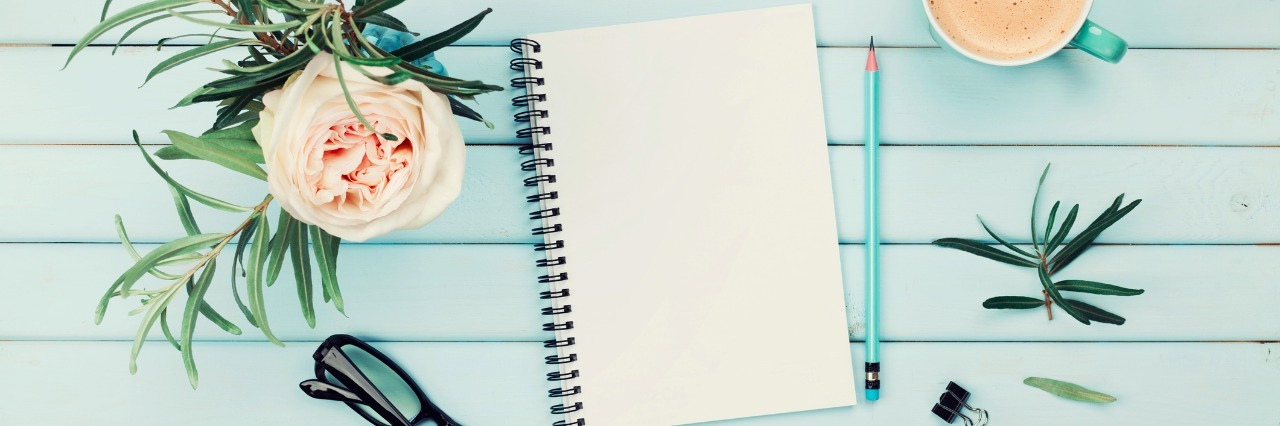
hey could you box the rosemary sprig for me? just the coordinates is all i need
[933,164,1146,325]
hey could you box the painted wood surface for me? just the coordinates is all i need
[5,243,1278,342]
[1,1,1278,424]
[1,341,1276,425]
[9,46,1279,145]
[4,0,1279,48]
[4,145,1277,244]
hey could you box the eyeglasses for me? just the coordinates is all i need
[300,334,460,426]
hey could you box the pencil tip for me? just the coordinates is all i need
[866,36,878,71]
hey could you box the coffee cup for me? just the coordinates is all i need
[922,0,1127,66]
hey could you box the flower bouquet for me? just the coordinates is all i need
[65,0,503,388]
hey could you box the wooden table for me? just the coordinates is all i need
[2,1,1278,424]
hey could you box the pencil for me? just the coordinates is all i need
[864,36,881,401]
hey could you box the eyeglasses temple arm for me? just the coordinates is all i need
[299,380,365,404]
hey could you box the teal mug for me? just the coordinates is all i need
[922,0,1127,66]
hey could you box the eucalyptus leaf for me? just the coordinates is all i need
[248,213,285,347]
[983,296,1045,310]
[100,232,224,322]
[933,238,1037,268]
[1055,280,1144,296]
[266,211,296,287]
[1030,163,1050,252]
[1044,204,1078,256]
[977,216,1035,258]
[1049,198,1141,273]
[65,0,206,69]
[1038,266,1089,325]
[355,12,416,35]
[309,225,343,314]
[449,96,493,128]
[129,276,186,374]
[115,214,183,280]
[160,309,181,351]
[1023,377,1116,403]
[144,39,262,86]
[388,8,491,61]
[113,11,225,55]
[1063,299,1126,325]
[181,259,218,389]
[1043,201,1060,247]
[351,0,407,18]
[231,216,260,328]
[163,130,267,180]
[169,186,201,236]
[132,131,253,212]
[169,8,302,32]
[291,221,316,328]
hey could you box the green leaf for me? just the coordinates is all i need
[210,94,257,132]
[1038,265,1089,325]
[113,11,225,55]
[932,238,1037,268]
[1044,204,1078,256]
[160,309,181,351]
[169,186,201,236]
[1049,198,1142,273]
[181,259,218,389]
[129,277,186,374]
[449,96,493,129]
[1023,377,1116,403]
[333,53,398,141]
[98,233,224,324]
[388,8,492,61]
[266,211,296,287]
[291,221,316,328]
[351,0,407,18]
[355,12,416,35]
[115,214,183,280]
[1063,299,1126,325]
[100,0,114,21]
[163,130,267,180]
[168,8,303,32]
[230,216,260,328]
[196,301,242,335]
[132,131,253,212]
[1055,280,1145,297]
[1043,201,1059,247]
[158,123,263,164]
[65,0,206,69]
[977,216,1035,258]
[983,296,1045,310]
[1030,163,1050,252]
[309,225,343,314]
[247,213,285,347]
[144,38,262,86]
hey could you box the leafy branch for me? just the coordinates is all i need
[70,0,502,387]
[933,164,1145,325]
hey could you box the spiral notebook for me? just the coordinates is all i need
[509,5,856,425]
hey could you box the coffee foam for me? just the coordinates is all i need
[929,0,1087,61]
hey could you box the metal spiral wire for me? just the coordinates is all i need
[511,37,585,426]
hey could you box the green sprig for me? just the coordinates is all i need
[933,164,1145,325]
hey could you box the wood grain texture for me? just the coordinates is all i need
[1,341,1276,425]
[9,46,1279,145]
[5,244,1278,342]
[4,0,1278,48]
[4,145,1277,244]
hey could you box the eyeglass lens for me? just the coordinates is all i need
[327,344,424,425]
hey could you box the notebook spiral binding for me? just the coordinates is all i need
[511,37,586,426]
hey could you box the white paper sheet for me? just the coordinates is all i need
[524,5,856,424]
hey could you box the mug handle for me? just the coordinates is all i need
[1068,19,1128,64]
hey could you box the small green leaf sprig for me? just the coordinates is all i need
[933,164,1145,325]
[66,0,504,388]
[1024,377,1116,404]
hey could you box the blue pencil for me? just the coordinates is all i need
[864,36,881,401]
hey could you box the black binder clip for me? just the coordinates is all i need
[931,381,989,426]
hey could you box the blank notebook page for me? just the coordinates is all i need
[528,4,855,425]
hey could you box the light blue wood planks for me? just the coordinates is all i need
[4,0,1278,47]
[4,145,1277,244]
[8,46,1279,145]
[1,341,1276,424]
[6,244,1280,342]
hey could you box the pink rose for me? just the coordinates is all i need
[253,52,464,242]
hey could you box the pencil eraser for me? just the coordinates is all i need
[866,388,879,400]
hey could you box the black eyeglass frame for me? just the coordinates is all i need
[300,334,459,426]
